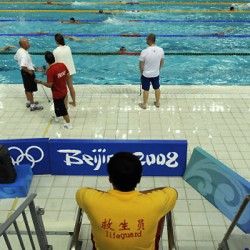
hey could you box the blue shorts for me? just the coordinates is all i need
[141,75,160,91]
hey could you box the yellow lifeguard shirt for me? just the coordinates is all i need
[76,187,177,250]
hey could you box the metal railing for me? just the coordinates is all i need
[69,207,178,250]
[0,193,52,250]
[68,207,83,250]
[218,194,250,250]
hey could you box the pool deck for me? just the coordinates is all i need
[0,84,250,249]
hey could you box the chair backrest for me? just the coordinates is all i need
[69,208,177,250]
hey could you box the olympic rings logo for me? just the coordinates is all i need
[9,146,44,168]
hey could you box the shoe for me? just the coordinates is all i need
[62,123,73,129]
[51,115,60,123]
[26,101,39,108]
[30,105,43,111]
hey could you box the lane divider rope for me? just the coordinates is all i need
[0,33,249,38]
[0,19,249,23]
[1,51,250,56]
[0,1,246,4]
[0,9,249,13]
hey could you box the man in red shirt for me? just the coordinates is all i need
[35,51,72,129]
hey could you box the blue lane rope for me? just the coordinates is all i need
[0,19,250,23]
[0,33,249,38]
[0,1,249,5]
[0,19,104,22]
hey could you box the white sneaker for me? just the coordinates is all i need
[51,115,59,123]
[62,123,73,129]
[30,104,43,111]
[26,101,39,108]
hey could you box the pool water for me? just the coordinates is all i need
[0,1,249,85]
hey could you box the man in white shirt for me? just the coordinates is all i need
[139,33,164,109]
[14,38,43,111]
[53,33,76,107]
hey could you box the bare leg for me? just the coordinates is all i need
[64,94,68,110]
[143,90,149,107]
[25,91,29,102]
[154,88,160,107]
[63,95,71,125]
[139,90,149,109]
[67,75,76,106]
[26,91,34,104]
[63,114,70,123]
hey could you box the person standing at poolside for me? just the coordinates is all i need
[139,33,164,109]
[35,51,73,129]
[53,33,76,106]
[14,38,43,111]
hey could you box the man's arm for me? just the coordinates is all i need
[139,60,144,75]
[140,187,169,194]
[66,73,70,84]
[21,66,34,75]
[35,79,52,88]
[159,58,164,70]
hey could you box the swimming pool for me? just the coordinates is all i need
[0,1,249,85]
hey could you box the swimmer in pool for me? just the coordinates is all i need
[44,0,70,5]
[213,27,235,36]
[97,9,139,14]
[202,27,235,36]
[65,35,107,43]
[125,10,140,13]
[125,1,139,4]
[0,45,17,51]
[98,9,112,14]
[118,46,126,54]
[61,17,96,24]
[61,17,81,24]
[64,36,82,42]
[28,31,49,35]
[230,3,250,10]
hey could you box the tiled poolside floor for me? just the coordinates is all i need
[0,84,250,249]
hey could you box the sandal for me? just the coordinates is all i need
[154,101,160,108]
[139,103,147,109]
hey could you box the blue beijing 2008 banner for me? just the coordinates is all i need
[0,138,187,176]
[49,139,187,176]
[0,138,50,175]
